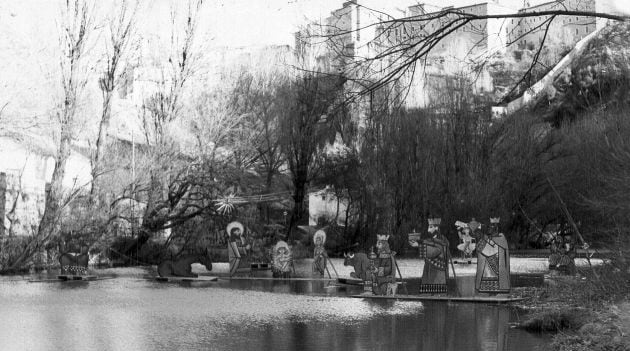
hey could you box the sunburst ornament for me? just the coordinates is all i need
[215,194,236,215]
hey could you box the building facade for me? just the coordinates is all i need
[297,0,602,109]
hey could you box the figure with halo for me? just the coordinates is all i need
[227,221,251,276]
[312,230,328,276]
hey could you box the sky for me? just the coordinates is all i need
[174,0,588,47]
[0,0,615,49]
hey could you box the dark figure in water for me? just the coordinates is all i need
[59,243,89,275]
[157,250,213,278]
[343,250,370,280]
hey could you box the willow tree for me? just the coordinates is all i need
[278,73,347,239]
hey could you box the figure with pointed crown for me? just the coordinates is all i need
[409,218,450,294]
[476,217,511,294]
[312,230,328,276]
[371,234,397,295]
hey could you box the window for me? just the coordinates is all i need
[576,28,578,35]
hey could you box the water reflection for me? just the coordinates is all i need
[0,270,549,351]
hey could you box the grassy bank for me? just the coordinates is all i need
[516,264,630,350]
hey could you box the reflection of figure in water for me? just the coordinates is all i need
[475,305,509,351]
[455,221,476,262]
[371,234,397,296]
[272,241,293,278]
[343,250,370,280]
[227,221,251,276]
[476,217,511,293]
[409,218,449,294]
[546,224,577,275]
[312,230,328,276]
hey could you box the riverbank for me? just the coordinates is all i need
[513,265,630,351]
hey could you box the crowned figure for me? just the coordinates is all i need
[475,217,511,293]
[372,234,397,295]
[409,218,450,294]
[312,230,328,276]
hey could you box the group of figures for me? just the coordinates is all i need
[408,217,510,295]
[344,217,511,296]
[227,221,294,278]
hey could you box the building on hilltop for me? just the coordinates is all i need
[296,0,602,110]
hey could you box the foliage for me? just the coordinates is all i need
[277,72,348,240]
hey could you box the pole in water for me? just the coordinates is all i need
[327,255,339,278]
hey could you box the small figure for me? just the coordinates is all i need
[59,240,89,276]
[272,240,293,278]
[372,234,397,296]
[476,217,511,294]
[312,230,328,276]
[343,250,370,281]
[546,224,577,275]
[409,218,449,294]
[227,221,251,276]
[455,221,476,263]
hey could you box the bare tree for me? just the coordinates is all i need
[3,0,98,271]
[123,0,205,253]
[91,0,138,202]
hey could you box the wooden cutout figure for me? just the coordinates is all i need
[312,230,328,276]
[476,217,511,293]
[227,221,251,276]
[546,224,577,275]
[59,240,89,275]
[272,240,293,278]
[343,250,370,281]
[455,220,476,262]
[410,218,449,294]
[372,234,397,296]
[158,249,213,277]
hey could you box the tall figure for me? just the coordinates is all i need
[227,221,251,276]
[372,234,397,296]
[312,230,328,276]
[410,218,449,294]
[476,217,511,294]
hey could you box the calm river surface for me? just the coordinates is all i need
[0,267,550,351]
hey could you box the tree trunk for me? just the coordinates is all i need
[90,89,114,203]
[287,164,308,241]
[7,132,72,271]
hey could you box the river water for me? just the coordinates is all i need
[0,265,550,351]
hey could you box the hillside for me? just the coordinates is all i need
[540,21,630,125]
